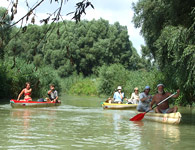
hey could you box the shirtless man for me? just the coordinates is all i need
[150,84,180,113]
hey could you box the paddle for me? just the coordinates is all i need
[129,92,177,121]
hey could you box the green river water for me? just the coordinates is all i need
[0,95,195,150]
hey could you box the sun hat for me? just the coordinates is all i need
[144,86,150,90]
[134,87,139,91]
[117,86,122,90]
[157,84,164,88]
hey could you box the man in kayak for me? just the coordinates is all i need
[112,86,124,104]
[137,86,153,112]
[46,84,59,103]
[150,84,180,113]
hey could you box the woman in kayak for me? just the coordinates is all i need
[17,82,32,101]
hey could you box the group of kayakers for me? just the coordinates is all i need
[17,82,59,103]
[108,84,180,114]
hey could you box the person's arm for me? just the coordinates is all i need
[113,92,116,100]
[171,89,180,98]
[48,90,52,95]
[53,91,58,102]
[120,92,124,100]
[17,89,24,100]
[136,95,140,100]
[130,93,134,100]
[54,96,58,102]
[140,95,152,102]
[150,96,156,110]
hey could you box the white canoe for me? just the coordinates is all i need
[102,102,137,110]
[144,112,182,124]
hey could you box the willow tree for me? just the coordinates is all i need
[132,0,195,104]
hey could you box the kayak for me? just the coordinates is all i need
[143,112,182,124]
[10,99,61,108]
[102,102,137,110]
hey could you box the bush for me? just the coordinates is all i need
[98,63,129,96]
[98,64,159,97]
[0,58,61,99]
[69,78,98,96]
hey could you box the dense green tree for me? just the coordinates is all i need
[133,0,195,104]
[0,7,12,59]
[11,18,144,77]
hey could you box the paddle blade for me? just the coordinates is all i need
[130,112,146,121]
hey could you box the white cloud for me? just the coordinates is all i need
[0,0,145,55]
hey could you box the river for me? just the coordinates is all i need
[0,95,195,150]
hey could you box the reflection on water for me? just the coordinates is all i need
[0,95,195,150]
[133,121,144,127]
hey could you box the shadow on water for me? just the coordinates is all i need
[0,99,10,105]
[179,107,195,125]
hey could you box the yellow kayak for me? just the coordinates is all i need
[102,102,137,110]
[143,112,182,124]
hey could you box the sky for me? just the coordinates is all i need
[0,0,145,55]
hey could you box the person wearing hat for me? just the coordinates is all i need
[113,86,124,104]
[127,87,140,104]
[150,84,180,113]
[137,86,153,112]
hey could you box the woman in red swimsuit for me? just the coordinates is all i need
[17,82,32,101]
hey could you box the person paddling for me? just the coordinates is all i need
[127,87,139,104]
[17,82,32,101]
[46,84,59,103]
[137,86,152,112]
[113,86,124,104]
[150,84,180,113]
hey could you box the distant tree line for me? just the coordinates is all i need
[0,7,150,99]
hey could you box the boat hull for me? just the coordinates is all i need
[144,112,182,124]
[102,102,137,110]
[10,99,61,108]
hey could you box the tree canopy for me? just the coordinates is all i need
[5,18,146,76]
[133,0,195,104]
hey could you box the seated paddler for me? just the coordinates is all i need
[112,86,124,104]
[17,82,32,101]
[46,84,59,103]
[150,84,180,113]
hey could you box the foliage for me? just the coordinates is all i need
[69,78,98,96]
[98,64,128,95]
[133,0,195,104]
[1,0,93,27]
[60,73,84,93]
[0,7,12,59]
[98,63,158,97]
[4,18,146,77]
[0,58,61,99]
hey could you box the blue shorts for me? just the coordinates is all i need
[160,108,170,114]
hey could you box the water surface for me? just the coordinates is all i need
[0,95,195,150]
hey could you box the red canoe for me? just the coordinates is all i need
[10,99,61,108]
